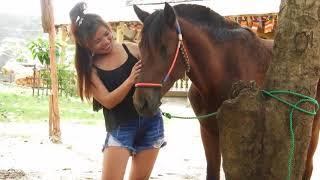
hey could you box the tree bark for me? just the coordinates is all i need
[218,0,320,179]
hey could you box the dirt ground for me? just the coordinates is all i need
[0,97,319,180]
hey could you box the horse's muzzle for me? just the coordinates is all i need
[133,90,161,117]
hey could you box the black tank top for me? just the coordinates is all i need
[93,44,139,131]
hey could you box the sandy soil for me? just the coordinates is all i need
[0,97,209,180]
[0,95,319,180]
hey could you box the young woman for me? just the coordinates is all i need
[69,2,166,180]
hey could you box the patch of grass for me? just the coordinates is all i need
[0,87,193,126]
[0,91,104,124]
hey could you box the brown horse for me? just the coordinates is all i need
[132,3,320,180]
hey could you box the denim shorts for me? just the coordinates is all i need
[102,111,166,155]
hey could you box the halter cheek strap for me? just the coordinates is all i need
[135,20,184,88]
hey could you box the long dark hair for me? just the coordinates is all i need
[69,2,109,100]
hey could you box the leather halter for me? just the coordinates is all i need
[135,19,190,88]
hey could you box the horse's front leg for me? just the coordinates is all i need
[188,85,221,180]
[199,119,221,180]
[303,81,320,180]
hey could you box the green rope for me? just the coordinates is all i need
[261,90,319,180]
[161,111,217,120]
[161,90,318,180]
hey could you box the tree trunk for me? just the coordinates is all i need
[218,0,320,179]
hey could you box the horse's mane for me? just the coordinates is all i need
[141,4,271,66]
[141,4,256,45]
[174,4,240,30]
[174,4,257,42]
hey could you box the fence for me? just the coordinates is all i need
[2,63,190,97]
[165,76,191,97]
[32,68,77,97]
[11,64,77,97]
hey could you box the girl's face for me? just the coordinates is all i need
[88,25,113,55]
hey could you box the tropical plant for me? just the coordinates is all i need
[57,64,77,97]
[38,64,77,97]
[28,37,62,65]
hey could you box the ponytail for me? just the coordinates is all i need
[69,2,110,100]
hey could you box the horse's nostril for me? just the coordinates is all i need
[142,98,149,110]
[134,96,148,113]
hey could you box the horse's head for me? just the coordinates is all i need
[133,3,188,116]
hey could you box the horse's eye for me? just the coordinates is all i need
[160,45,167,58]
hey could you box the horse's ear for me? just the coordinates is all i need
[164,2,176,28]
[133,5,150,23]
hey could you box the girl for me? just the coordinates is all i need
[69,2,166,180]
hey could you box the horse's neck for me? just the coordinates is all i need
[180,19,272,97]
[181,19,224,96]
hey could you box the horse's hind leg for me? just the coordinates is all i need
[188,85,221,180]
[303,81,320,180]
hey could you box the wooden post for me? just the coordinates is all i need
[32,65,36,96]
[60,25,68,64]
[40,0,61,143]
[49,95,53,137]
[116,22,125,43]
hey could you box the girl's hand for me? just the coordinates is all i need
[127,60,142,85]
